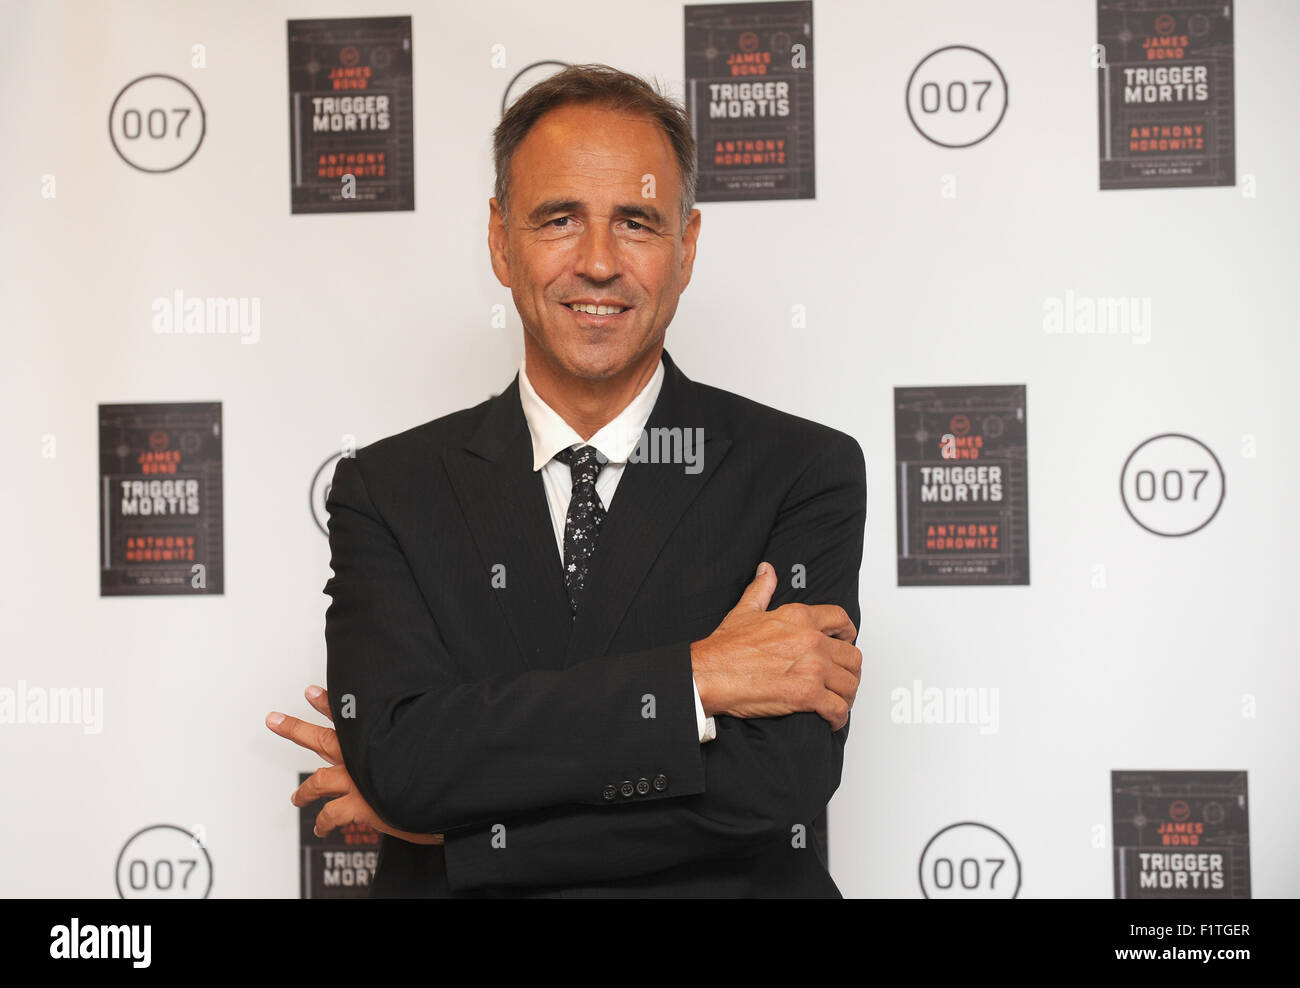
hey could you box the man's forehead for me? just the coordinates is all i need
[528,101,662,136]
[516,105,674,175]
[511,104,679,213]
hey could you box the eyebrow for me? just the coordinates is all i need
[526,198,667,228]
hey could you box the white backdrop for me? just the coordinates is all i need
[2,0,1297,898]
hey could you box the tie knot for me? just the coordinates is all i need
[556,444,607,481]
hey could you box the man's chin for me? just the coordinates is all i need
[525,321,662,384]
[552,339,646,382]
[559,357,625,383]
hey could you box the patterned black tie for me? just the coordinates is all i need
[555,445,607,618]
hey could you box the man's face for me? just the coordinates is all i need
[488,102,701,384]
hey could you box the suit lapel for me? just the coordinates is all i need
[563,350,732,667]
[441,374,572,671]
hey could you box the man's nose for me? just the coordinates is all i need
[573,222,618,282]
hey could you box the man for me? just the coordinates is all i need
[267,64,866,897]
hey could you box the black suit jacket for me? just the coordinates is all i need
[324,348,866,897]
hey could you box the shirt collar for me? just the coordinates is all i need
[518,354,665,472]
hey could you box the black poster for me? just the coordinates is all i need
[298,772,381,898]
[1097,0,1235,189]
[894,386,1029,587]
[288,15,415,213]
[99,402,223,596]
[1112,770,1251,899]
[685,1,815,201]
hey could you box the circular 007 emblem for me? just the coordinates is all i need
[906,45,1008,148]
[919,822,1021,898]
[1120,433,1225,537]
[311,452,346,537]
[109,74,206,173]
[115,824,213,898]
[501,60,570,117]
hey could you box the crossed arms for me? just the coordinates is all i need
[297,434,865,891]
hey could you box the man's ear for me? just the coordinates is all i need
[488,196,511,288]
[678,207,702,293]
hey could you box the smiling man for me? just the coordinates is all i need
[269,64,867,898]
[498,98,691,433]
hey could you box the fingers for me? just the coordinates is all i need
[304,684,332,722]
[801,603,858,642]
[397,832,447,846]
[314,791,365,839]
[292,764,352,808]
[814,689,851,732]
[735,561,777,613]
[264,710,343,766]
[821,661,860,709]
[313,791,447,846]
[822,637,863,676]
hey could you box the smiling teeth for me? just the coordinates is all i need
[568,303,625,315]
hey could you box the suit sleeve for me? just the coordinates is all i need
[440,433,867,891]
[324,452,709,835]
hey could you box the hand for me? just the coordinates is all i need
[266,685,444,845]
[690,562,861,730]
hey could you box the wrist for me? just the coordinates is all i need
[689,638,724,717]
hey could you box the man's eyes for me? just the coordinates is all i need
[545,216,648,231]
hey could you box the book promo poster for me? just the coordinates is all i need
[685,1,815,202]
[288,15,415,213]
[1097,0,1235,189]
[1112,770,1251,898]
[894,385,1029,587]
[98,402,224,596]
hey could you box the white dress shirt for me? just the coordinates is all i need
[518,353,717,743]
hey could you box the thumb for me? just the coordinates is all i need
[738,561,776,612]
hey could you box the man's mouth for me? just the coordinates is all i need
[562,300,631,316]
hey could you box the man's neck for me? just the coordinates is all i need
[524,344,662,441]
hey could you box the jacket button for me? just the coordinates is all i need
[620,780,635,798]
[635,778,650,795]
[602,785,617,801]
[653,774,668,792]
